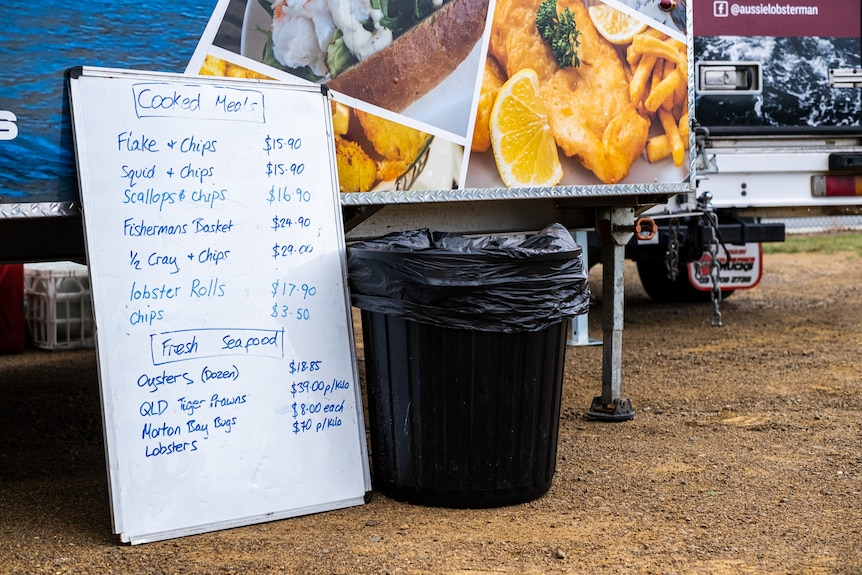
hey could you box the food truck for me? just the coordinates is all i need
[4,0,862,543]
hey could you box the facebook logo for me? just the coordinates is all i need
[713,0,729,17]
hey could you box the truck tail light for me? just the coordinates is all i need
[811,175,862,197]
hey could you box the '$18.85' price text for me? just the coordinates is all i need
[288,359,322,375]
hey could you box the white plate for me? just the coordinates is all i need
[240,0,269,61]
[465,127,689,189]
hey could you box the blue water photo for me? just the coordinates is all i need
[1,0,218,203]
[694,35,862,131]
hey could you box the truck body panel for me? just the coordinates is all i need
[1,0,219,206]
[625,0,862,301]
[692,0,860,134]
[691,0,862,214]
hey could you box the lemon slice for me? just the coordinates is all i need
[489,68,562,188]
[588,4,648,45]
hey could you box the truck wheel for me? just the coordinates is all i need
[635,260,734,303]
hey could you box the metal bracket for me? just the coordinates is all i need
[586,396,635,422]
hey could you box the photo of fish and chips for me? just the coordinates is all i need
[198,54,275,80]
[465,0,690,188]
[329,103,437,193]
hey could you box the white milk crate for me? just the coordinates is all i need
[24,262,95,350]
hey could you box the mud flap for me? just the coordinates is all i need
[688,242,763,292]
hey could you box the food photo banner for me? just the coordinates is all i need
[187,0,691,192]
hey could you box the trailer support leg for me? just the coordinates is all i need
[587,208,636,421]
[568,231,601,347]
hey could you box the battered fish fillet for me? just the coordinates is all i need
[489,0,649,183]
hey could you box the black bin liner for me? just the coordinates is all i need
[348,224,590,508]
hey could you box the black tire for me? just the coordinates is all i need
[635,259,734,303]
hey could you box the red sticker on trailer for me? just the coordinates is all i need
[688,243,763,291]
[694,0,861,38]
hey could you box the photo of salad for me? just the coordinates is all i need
[251,0,437,83]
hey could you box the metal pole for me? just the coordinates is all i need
[587,208,636,421]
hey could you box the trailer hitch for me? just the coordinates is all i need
[614,216,657,241]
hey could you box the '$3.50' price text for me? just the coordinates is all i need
[271,304,311,320]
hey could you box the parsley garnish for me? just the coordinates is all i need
[536,0,581,68]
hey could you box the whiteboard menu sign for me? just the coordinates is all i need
[67,67,370,544]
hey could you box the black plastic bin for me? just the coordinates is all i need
[348,224,590,508]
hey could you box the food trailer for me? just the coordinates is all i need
[8,0,862,544]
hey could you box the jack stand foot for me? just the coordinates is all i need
[586,396,635,421]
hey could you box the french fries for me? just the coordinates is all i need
[658,108,685,167]
[645,112,689,164]
[333,106,432,193]
[623,29,689,167]
[645,67,681,113]
[198,55,274,80]
[629,54,657,111]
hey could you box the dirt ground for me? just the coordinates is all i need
[1,245,860,575]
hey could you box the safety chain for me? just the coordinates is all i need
[665,218,680,282]
[697,192,727,327]
[704,209,723,326]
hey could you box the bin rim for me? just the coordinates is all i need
[347,244,584,262]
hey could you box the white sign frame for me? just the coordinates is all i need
[68,66,370,544]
